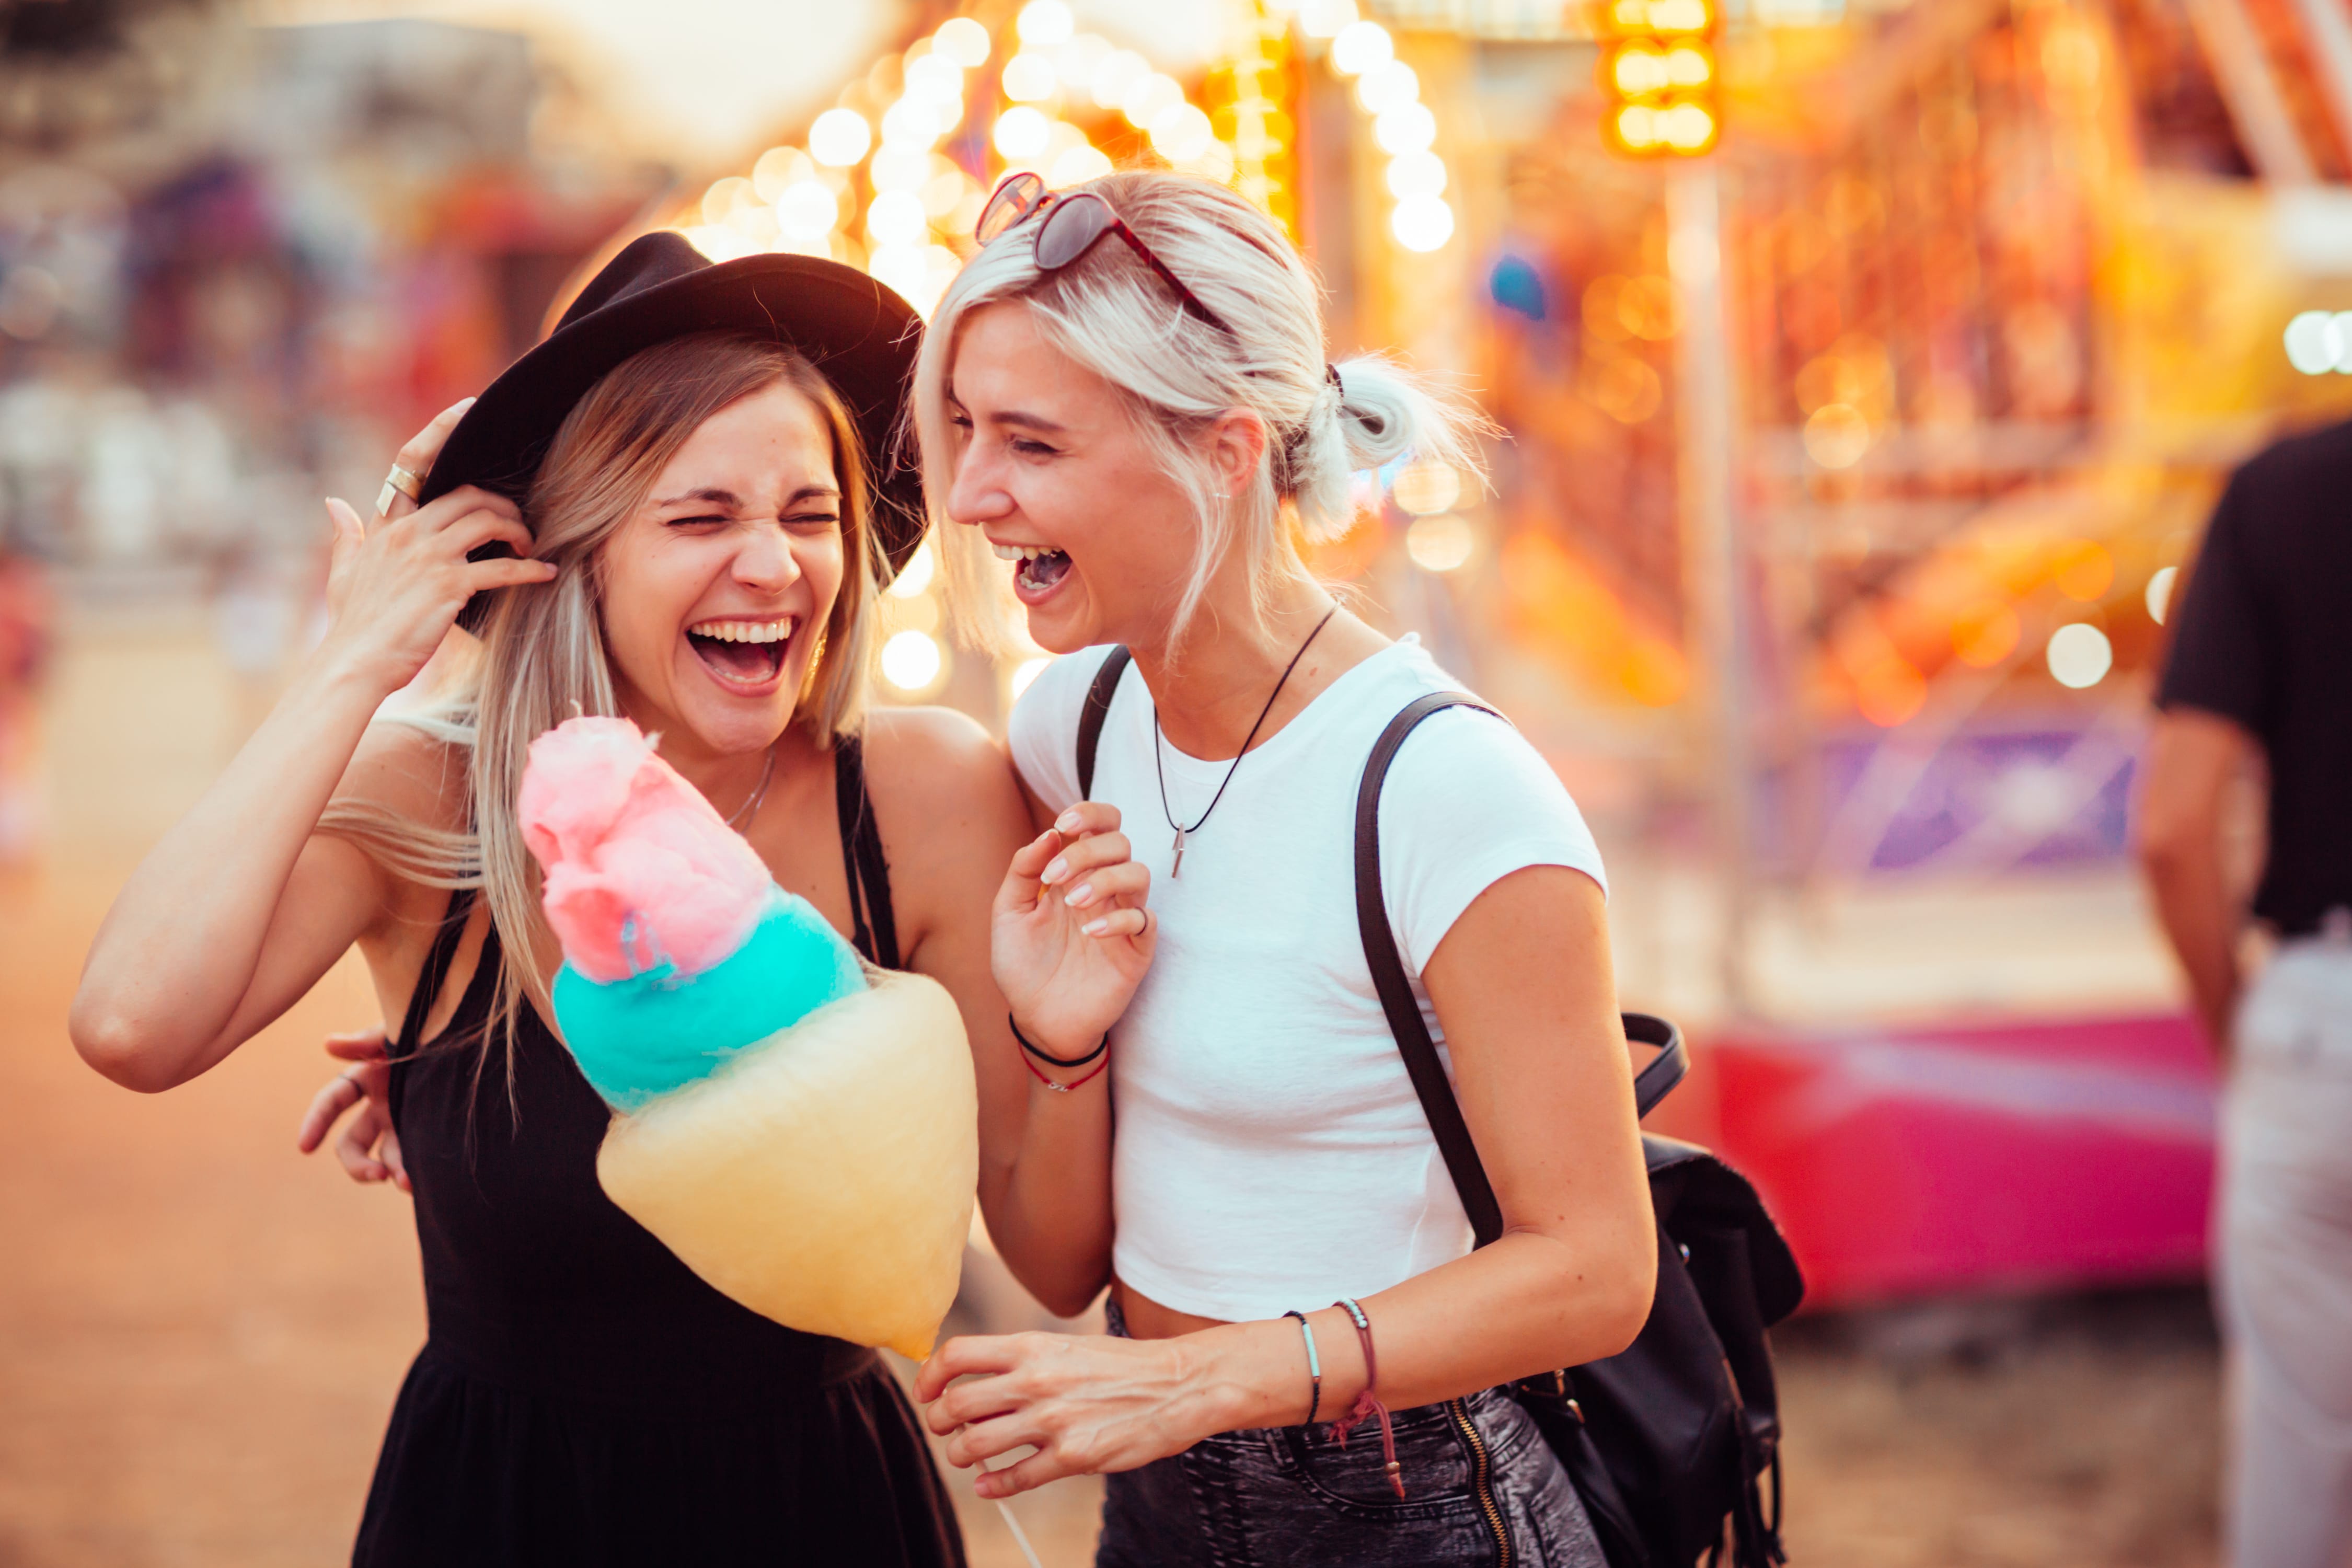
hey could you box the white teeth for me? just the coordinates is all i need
[689,617,795,644]
[990,543,1063,563]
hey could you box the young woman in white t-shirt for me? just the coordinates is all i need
[908,170,1655,1565]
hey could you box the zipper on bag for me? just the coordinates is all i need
[1446,1397,1511,1567]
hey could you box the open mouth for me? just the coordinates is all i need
[992,542,1072,598]
[686,616,794,688]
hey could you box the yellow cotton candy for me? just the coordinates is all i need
[595,970,976,1361]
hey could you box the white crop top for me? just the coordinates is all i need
[1007,638,1607,1323]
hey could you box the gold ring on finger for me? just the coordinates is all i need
[376,463,424,520]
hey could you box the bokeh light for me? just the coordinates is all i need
[993,106,1052,160]
[1332,21,1394,76]
[933,16,991,68]
[1391,194,1455,251]
[888,541,936,600]
[1391,460,1462,515]
[2045,623,2113,688]
[809,108,871,167]
[1406,513,1475,571]
[881,629,947,693]
[1804,403,1872,468]
[2145,566,2177,625]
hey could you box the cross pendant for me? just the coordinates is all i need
[1171,824,1186,878]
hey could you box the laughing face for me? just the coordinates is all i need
[597,379,846,767]
[944,301,1205,655]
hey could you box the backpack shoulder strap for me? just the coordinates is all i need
[1355,693,1508,1247]
[1075,645,1133,801]
[1355,694,1691,1251]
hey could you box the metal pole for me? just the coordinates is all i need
[1667,159,1750,1017]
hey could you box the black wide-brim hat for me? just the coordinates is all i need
[419,230,927,629]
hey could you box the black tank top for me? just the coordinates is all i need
[355,736,964,1567]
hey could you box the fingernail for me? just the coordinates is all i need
[1042,856,1069,884]
[1056,811,1082,833]
[1064,882,1094,907]
[1082,918,1110,936]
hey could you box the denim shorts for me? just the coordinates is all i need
[1095,1302,1606,1568]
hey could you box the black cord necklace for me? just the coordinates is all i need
[1152,605,1338,877]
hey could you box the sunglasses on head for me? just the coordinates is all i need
[975,171,1238,339]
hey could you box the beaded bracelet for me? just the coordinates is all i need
[1282,1309,1323,1427]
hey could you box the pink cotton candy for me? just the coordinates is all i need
[518,716,773,984]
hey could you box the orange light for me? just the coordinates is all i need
[1611,44,1670,96]
[1951,602,2021,667]
[1659,101,1717,152]
[2050,539,2114,602]
[1612,103,1662,152]
[1666,43,1713,88]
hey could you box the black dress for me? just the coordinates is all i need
[356,738,966,1567]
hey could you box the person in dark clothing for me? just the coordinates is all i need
[2140,417,2352,1568]
[68,238,1123,1565]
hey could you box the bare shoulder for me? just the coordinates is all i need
[862,706,1021,820]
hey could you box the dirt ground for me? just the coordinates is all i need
[0,615,2222,1566]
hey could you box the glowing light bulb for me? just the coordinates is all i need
[933,17,990,69]
[752,146,814,202]
[889,541,937,598]
[702,176,755,226]
[1122,72,1183,129]
[1405,513,1474,572]
[1092,49,1149,110]
[903,54,963,106]
[1018,0,1075,48]
[774,180,840,241]
[1386,150,1447,198]
[1002,53,1058,102]
[2045,623,2112,689]
[810,108,871,167]
[870,146,931,192]
[1332,20,1394,75]
[1356,60,1420,115]
[1150,103,1215,162]
[1391,194,1454,251]
[866,190,929,247]
[994,106,1053,160]
[881,629,946,693]
[1374,101,1437,153]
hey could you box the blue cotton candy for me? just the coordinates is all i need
[554,886,867,1112]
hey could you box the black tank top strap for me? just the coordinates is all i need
[396,886,479,1052]
[832,733,901,970]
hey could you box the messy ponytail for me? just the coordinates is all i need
[913,169,1488,651]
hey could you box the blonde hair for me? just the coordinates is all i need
[912,168,1486,649]
[319,331,878,1086]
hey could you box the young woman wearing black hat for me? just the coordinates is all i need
[69,236,1147,1565]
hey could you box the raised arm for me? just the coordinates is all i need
[71,407,552,1091]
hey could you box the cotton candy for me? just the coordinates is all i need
[520,716,975,1359]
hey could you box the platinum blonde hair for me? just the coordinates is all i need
[318,332,878,1087]
[912,168,1488,650]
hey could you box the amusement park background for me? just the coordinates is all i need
[3,0,2344,1560]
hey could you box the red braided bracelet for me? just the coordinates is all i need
[1018,1042,1110,1093]
[1327,1296,1403,1497]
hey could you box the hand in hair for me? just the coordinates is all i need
[318,401,556,696]
[992,800,1155,1066]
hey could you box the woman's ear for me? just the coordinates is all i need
[1206,408,1269,498]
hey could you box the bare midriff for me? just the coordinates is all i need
[1111,1275,1231,1340]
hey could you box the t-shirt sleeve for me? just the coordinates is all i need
[2157,469,2272,735]
[1005,647,1113,814]
[1375,707,1608,979]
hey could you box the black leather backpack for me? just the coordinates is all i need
[1077,650,1805,1568]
